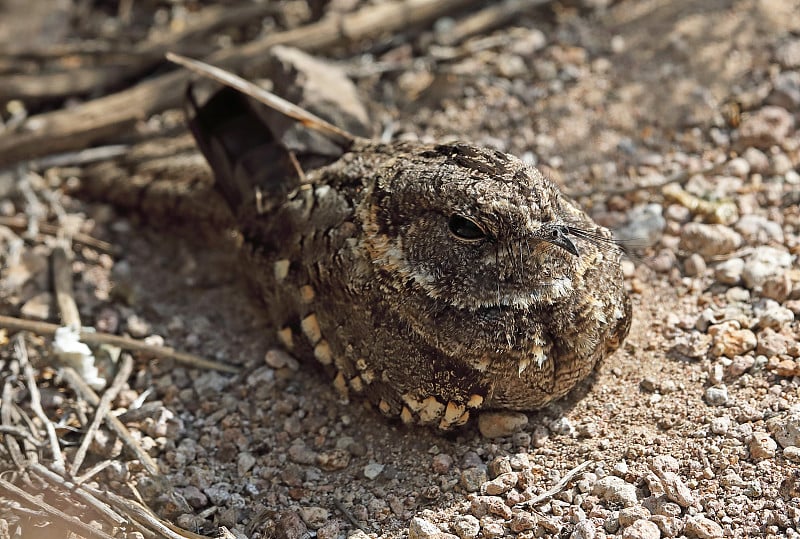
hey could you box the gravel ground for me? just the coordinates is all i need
[1,1,800,538]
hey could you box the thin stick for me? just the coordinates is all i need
[59,367,159,476]
[437,0,552,45]
[0,0,482,167]
[70,354,134,476]
[29,462,127,527]
[168,52,354,147]
[73,459,115,484]
[0,477,117,539]
[1,381,27,468]
[518,460,593,508]
[0,216,117,255]
[52,246,82,328]
[0,425,44,446]
[334,497,370,533]
[82,485,208,539]
[30,144,130,170]
[0,4,277,102]
[0,315,239,374]
[16,335,66,472]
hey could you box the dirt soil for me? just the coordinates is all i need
[1,1,800,538]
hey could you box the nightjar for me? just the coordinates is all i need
[172,54,632,429]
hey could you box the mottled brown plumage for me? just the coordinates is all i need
[89,56,632,429]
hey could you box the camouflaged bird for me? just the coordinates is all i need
[99,54,632,430]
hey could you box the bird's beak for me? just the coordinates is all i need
[545,226,579,256]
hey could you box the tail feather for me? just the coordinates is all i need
[175,53,355,217]
[186,85,282,213]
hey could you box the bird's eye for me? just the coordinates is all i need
[448,214,486,241]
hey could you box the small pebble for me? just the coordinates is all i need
[460,468,488,492]
[299,507,329,530]
[767,410,800,447]
[622,519,661,539]
[734,215,784,244]
[619,506,651,526]
[237,452,256,476]
[125,314,150,338]
[408,516,442,539]
[488,456,512,478]
[772,358,800,377]
[735,106,795,150]
[364,462,385,480]
[704,386,729,406]
[317,520,342,539]
[714,258,744,285]
[477,411,528,438]
[532,424,549,447]
[708,323,756,358]
[775,38,800,68]
[708,363,724,385]
[265,349,299,369]
[724,157,750,178]
[549,416,575,436]
[592,476,638,507]
[684,254,706,277]
[469,495,513,519]
[768,71,800,110]
[481,472,517,495]
[756,306,794,331]
[651,515,682,538]
[741,147,770,173]
[180,486,207,508]
[756,328,791,356]
[432,453,453,474]
[710,416,731,435]
[679,223,742,259]
[479,520,505,539]
[508,511,537,532]
[748,433,777,460]
[316,450,350,471]
[742,246,792,290]
[761,273,792,302]
[728,355,755,377]
[571,519,597,539]
[659,471,695,508]
[783,446,800,462]
[453,515,480,539]
[684,515,723,539]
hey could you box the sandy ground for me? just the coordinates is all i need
[1,0,800,538]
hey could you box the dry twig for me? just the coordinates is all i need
[0,380,27,468]
[0,216,117,255]
[0,477,117,539]
[0,425,44,447]
[81,485,210,539]
[0,315,239,374]
[29,462,127,528]
[0,3,278,102]
[59,366,160,476]
[69,354,133,476]
[518,460,594,508]
[16,334,66,472]
[52,246,81,328]
[437,0,552,45]
[0,0,482,167]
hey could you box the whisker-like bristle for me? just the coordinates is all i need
[565,225,645,259]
